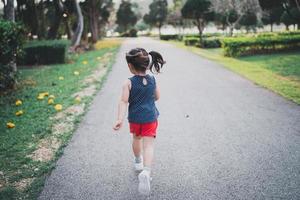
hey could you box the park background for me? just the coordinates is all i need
[0,0,300,199]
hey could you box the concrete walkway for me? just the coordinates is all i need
[39,38,300,200]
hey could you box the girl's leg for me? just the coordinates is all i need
[132,134,142,158]
[142,136,155,168]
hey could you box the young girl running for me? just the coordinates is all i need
[113,48,165,195]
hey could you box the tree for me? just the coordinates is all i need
[116,0,138,33]
[47,0,65,39]
[80,0,113,43]
[71,0,84,48]
[144,0,168,37]
[212,0,261,36]
[281,10,296,30]
[261,7,284,32]
[167,0,185,35]
[259,0,300,29]
[239,11,258,32]
[181,0,214,46]
[2,0,15,21]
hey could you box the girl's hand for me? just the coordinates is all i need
[113,120,123,131]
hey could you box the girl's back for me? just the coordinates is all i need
[128,75,159,123]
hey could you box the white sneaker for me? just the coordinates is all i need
[138,170,151,195]
[134,157,143,171]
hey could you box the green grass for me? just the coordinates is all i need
[0,45,120,200]
[169,41,300,104]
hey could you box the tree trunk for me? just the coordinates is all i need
[47,0,63,39]
[71,0,84,48]
[38,0,46,39]
[3,0,17,88]
[158,25,162,39]
[89,0,99,44]
[270,24,273,32]
[286,25,289,31]
[196,18,204,47]
[229,26,234,36]
[4,0,15,21]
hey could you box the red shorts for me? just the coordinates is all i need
[129,120,158,138]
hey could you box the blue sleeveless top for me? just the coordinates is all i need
[128,75,159,123]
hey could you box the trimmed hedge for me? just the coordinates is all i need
[202,38,222,48]
[222,35,300,57]
[0,20,25,91]
[160,34,182,41]
[184,37,199,46]
[20,40,70,65]
[184,37,222,48]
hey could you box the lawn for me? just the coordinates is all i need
[0,39,121,200]
[169,41,300,104]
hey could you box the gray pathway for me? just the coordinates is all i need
[39,38,300,200]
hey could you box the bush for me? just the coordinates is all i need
[184,37,199,46]
[0,20,25,91]
[160,34,181,41]
[19,40,70,65]
[120,28,138,37]
[201,37,222,48]
[129,28,138,37]
[222,35,300,57]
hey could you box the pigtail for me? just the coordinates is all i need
[149,51,166,73]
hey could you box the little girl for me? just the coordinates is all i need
[113,48,165,195]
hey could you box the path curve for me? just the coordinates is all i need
[39,38,300,200]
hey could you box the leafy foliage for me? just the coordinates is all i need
[0,20,25,91]
[181,0,214,44]
[143,0,168,36]
[116,0,138,33]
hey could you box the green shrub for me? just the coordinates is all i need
[184,37,199,46]
[222,34,300,57]
[160,34,181,41]
[129,28,138,37]
[19,40,70,65]
[201,37,222,48]
[0,20,25,91]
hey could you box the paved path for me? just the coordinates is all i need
[39,38,300,200]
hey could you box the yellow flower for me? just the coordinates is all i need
[59,76,64,80]
[74,71,80,76]
[37,92,49,100]
[49,95,55,99]
[7,122,15,128]
[75,96,81,104]
[15,100,22,106]
[48,98,54,105]
[15,110,24,116]
[82,60,88,65]
[54,104,63,111]
[37,95,44,100]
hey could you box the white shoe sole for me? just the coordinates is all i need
[134,162,143,171]
[138,173,151,195]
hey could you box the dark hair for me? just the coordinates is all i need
[126,48,165,73]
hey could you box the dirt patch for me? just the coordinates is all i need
[52,104,85,121]
[0,171,6,189]
[29,137,61,162]
[13,178,34,191]
[72,85,97,99]
[83,67,107,85]
[52,122,74,136]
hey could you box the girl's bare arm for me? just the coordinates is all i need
[155,83,160,101]
[113,80,130,130]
